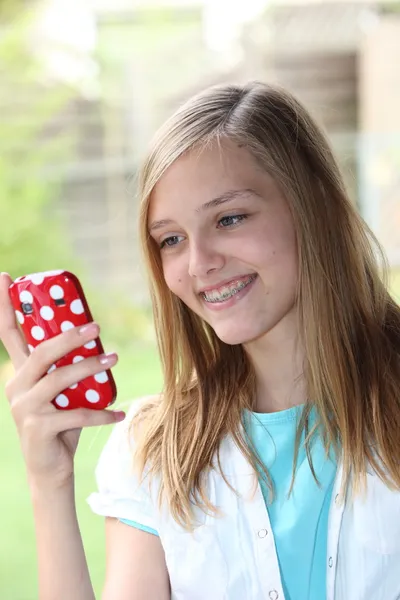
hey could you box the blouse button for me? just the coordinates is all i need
[269,591,279,600]
[328,556,333,568]
[257,529,268,538]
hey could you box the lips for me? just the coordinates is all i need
[198,273,258,295]
[200,274,258,305]
[199,273,258,310]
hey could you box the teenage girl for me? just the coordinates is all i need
[2,81,400,600]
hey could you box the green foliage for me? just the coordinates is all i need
[88,291,155,350]
[0,4,154,360]
[0,3,81,364]
[0,342,163,599]
[380,2,400,15]
[0,5,76,280]
[0,0,30,21]
[391,269,400,302]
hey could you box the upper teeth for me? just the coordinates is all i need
[202,275,256,303]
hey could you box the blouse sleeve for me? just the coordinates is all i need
[86,397,158,532]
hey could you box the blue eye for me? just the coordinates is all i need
[159,235,182,249]
[218,214,248,228]
[159,215,248,250]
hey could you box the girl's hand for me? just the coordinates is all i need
[0,272,125,491]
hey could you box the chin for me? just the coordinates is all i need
[213,325,265,346]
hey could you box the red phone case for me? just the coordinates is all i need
[8,270,117,411]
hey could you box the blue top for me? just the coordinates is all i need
[121,404,337,600]
[243,405,337,600]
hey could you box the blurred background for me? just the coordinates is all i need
[0,0,399,597]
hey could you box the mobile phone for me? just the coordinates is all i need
[8,270,117,411]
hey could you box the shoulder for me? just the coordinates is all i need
[87,395,162,525]
[124,393,162,423]
[94,394,162,495]
[98,394,161,467]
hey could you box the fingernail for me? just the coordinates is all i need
[99,352,118,365]
[79,322,99,336]
[113,411,126,422]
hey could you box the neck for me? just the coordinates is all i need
[243,311,307,413]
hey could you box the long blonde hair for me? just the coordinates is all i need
[132,81,400,529]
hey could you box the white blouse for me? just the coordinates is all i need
[87,398,400,600]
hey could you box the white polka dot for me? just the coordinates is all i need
[72,355,84,363]
[30,274,44,285]
[61,321,74,332]
[47,364,56,374]
[69,383,78,389]
[28,344,34,353]
[85,389,100,403]
[84,340,96,350]
[15,310,24,324]
[70,299,84,315]
[31,326,45,341]
[94,371,108,384]
[20,290,33,304]
[40,306,54,321]
[46,270,63,276]
[55,394,69,408]
[50,285,64,300]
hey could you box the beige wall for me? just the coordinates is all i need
[358,15,400,267]
[359,16,400,132]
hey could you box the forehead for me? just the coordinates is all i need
[148,139,267,220]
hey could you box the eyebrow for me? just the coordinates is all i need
[148,188,260,232]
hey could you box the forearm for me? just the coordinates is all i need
[30,479,95,600]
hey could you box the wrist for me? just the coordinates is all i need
[28,474,75,503]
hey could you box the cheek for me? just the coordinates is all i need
[251,225,297,279]
[162,259,188,298]
[269,241,298,295]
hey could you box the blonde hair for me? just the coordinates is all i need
[132,81,400,529]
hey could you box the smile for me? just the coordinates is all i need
[201,274,257,303]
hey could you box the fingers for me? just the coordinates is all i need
[15,408,125,451]
[8,350,117,419]
[32,350,118,409]
[48,407,126,433]
[0,273,30,370]
[9,350,119,430]
[11,321,101,394]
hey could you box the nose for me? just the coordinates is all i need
[188,238,225,279]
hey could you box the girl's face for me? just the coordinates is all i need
[148,138,299,346]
